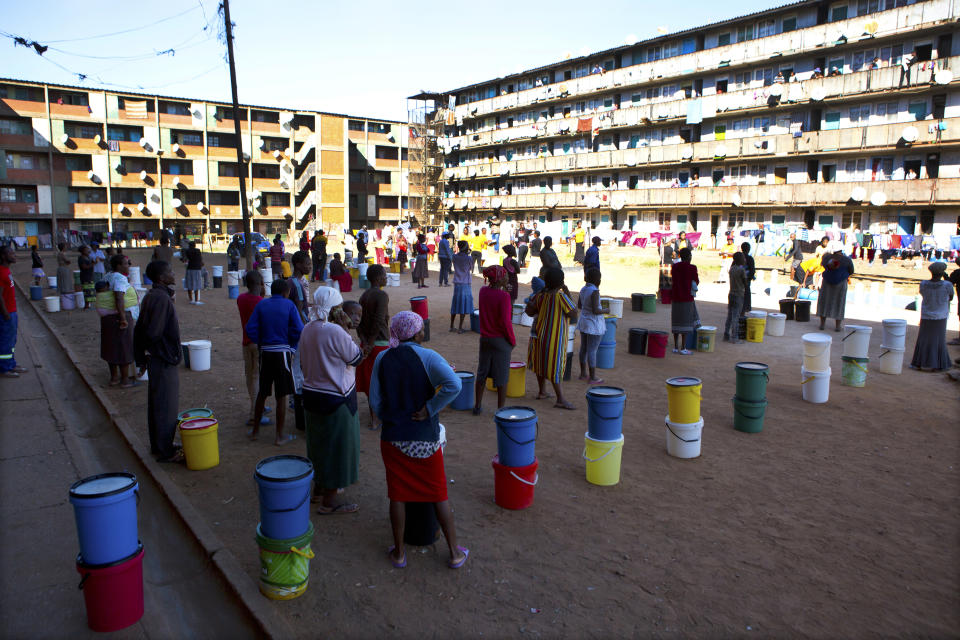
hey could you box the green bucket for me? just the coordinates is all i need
[73,270,82,286]
[641,294,657,314]
[255,522,314,601]
[732,396,768,433]
[841,356,868,388]
[734,362,769,402]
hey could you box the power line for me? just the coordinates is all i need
[41,5,202,44]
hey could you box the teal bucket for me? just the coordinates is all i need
[734,362,769,402]
[841,356,868,387]
[732,396,768,433]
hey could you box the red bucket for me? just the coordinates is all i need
[491,455,538,510]
[658,287,673,304]
[76,544,145,632]
[646,331,668,359]
[410,296,429,320]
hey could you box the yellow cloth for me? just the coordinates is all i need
[469,236,486,252]
[801,257,824,274]
[95,288,138,311]
[574,228,586,243]
[720,242,736,256]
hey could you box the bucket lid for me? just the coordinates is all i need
[736,362,769,371]
[767,312,786,319]
[697,325,717,332]
[495,406,536,421]
[666,376,701,387]
[256,521,315,548]
[745,311,767,318]
[255,455,313,482]
[648,330,669,336]
[795,299,811,307]
[663,415,705,428]
[456,371,474,380]
[587,385,625,398]
[70,472,137,499]
[491,454,539,470]
[410,296,426,302]
[882,318,906,326]
[604,315,617,321]
[802,333,832,344]
[188,340,211,349]
[512,303,524,309]
[844,324,872,333]
[801,366,832,376]
[583,431,624,444]
[76,542,144,571]
[180,417,217,430]
[178,407,213,420]
[509,361,525,369]
[629,327,648,334]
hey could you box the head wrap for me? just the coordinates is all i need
[530,276,545,295]
[389,310,424,347]
[311,286,343,321]
[928,261,947,276]
[483,265,507,284]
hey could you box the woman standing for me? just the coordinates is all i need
[299,287,364,514]
[30,245,44,286]
[473,266,515,414]
[55,242,75,300]
[413,233,429,289]
[502,245,520,303]
[450,241,474,333]
[356,264,390,429]
[577,268,605,383]
[525,266,578,409]
[78,245,95,310]
[910,262,954,372]
[817,250,854,332]
[670,248,700,354]
[182,241,204,305]
[101,254,138,387]
[369,311,467,570]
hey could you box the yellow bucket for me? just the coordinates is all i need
[583,433,624,486]
[745,317,766,343]
[179,418,220,470]
[665,377,701,424]
[486,361,526,398]
[349,267,359,279]
[389,261,401,273]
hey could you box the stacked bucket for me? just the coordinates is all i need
[226,270,241,299]
[800,333,832,403]
[410,296,430,342]
[597,316,617,369]
[732,363,769,433]
[177,408,220,470]
[254,455,315,600]
[70,472,144,632]
[840,325,872,387]
[583,387,626,485]
[486,361,527,397]
[744,311,767,343]
[492,407,539,509]
[665,377,703,458]
[878,319,907,375]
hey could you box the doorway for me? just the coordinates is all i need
[774,167,788,184]
[803,209,816,229]
[807,160,819,182]
[897,215,916,235]
[926,153,940,179]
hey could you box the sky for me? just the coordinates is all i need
[1,0,774,121]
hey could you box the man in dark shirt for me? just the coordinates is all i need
[134,260,183,463]
[784,232,804,283]
[539,236,561,271]
[583,236,601,275]
[530,230,543,259]
[741,242,756,312]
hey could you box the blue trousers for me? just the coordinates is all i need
[0,312,18,373]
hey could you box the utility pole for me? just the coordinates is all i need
[222,0,253,270]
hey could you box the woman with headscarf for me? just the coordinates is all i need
[369,311,467,570]
[817,250,854,332]
[525,266,578,410]
[299,287,364,514]
[473,266,516,414]
[910,262,954,372]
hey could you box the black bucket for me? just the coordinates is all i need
[404,502,440,546]
[631,293,643,312]
[794,300,811,322]
[779,298,795,320]
[628,328,648,355]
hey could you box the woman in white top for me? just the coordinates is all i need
[910,261,954,372]
[576,268,606,384]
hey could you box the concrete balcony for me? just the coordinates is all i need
[0,98,46,118]
[208,205,242,218]
[0,202,39,215]
[111,172,158,187]
[158,113,194,128]
[0,133,39,149]
[3,168,48,183]
[252,120,284,135]
[207,146,238,160]
[69,202,109,218]
[161,173,196,189]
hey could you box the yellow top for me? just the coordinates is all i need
[574,228,586,243]
[469,235,486,252]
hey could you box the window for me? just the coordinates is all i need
[737,24,754,42]
[368,123,391,134]
[264,193,289,206]
[251,110,279,123]
[51,90,88,106]
[253,164,279,179]
[218,162,241,177]
[106,125,143,142]
[64,122,101,139]
[209,191,240,205]
[172,130,203,146]
[849,104,871,124]
[207,133,237,148]
[160,101,191,116]
[161,159,192,175]
[215,106,242,121]
[63,155,90,171]
[782,16,797,32]
[4,152,46,170]
[0,185,37,202]
[717,33,731,47]
[830,5,848,21]
[871,157,894,180]
[908,101,928,121]
[0,84,42,101]
[375,146,399,160]
[844,158,868,180]
[0,117,31,135]
[261,137,287,151]
[348,120,365,132]
[842,212,862,229]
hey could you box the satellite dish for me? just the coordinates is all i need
[93,134,102,145]
[492,198,503,209]
[137,202,146,212]
[870,191,887,206]
[810,87,826,101]
[681,148,693,160]
[864,21,879,35]
[850,186,866,202]
[273,149,282,158]
[714,144,727,158]
[139,137,149,148]
[197,201,205,210]
[901,126,919,143]
[768,83,783,97]
[61,134,70,144]
[87,170,96,181]
[171,198,182,208]
[934,69,953,85]
[731,193,742,207]
[259,139,266,149]
[113,159,123,170]
[172,143,180,153]
[139,170,148,181]
[117,203,125,213]
[172,177,181,186]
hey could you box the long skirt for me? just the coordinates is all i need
[910,318,951,371]
[450,283,473,315]
[305,403,360,491]
[671,300,700,334]
[817,280,848,320]
[356,344,389,394]
[528,329,567,384]
[574,242,585,263]
[100,312,134,365]
[380,441,447,503]
[57,266,75,294]
[413,255,428,280]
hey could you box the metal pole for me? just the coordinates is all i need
[222,0,253,270]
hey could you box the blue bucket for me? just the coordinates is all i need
[69,473,139,566]
[452,371,475,411]
[596,341,616,369]
[255,456,314,540]
[586,386,626,440]
[603,316,618,343]
[227,285,239,299]
[30,285,43,300]
[494,406,537,468]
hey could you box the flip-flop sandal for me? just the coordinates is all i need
[317,503,359,515]
[387,546,407,569]
[246,429,259,441]
[535,393,553,400]
[275,434,297,446]
[448,546,469,569]
[158,449,186,464]
[119,381,140,389]
[553,402,576,410]
[108,380,121,387]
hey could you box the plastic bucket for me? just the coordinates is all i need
[44,295,60,312]
[664,416,703,459]
[255,456,314,540]
[256,523,314,601]
[179,417,220,470]
[693,326,714,353]
[641,293,657,313]
[583,433,624,486]
[359,276,370,289]
[586,386,626,441]
[567,325,576,353]
[30,285,43,300]
[794,299,811,322]
[47,276,57,289]
[73,291,85,308]
[659,288,672,304]
[877,345,905,375]
[745,318,766,343]
[779,298,795,320]
[410,296,429,320]
[841,356,869,388]
[228,285,240,299]
[685,330,697,351]
[387,273,400,287]
[766,312,786,337]
[452,371,475,410]
[841,325,872,359]
[188,339,212,372]
[491,455,538,510]
[605,298,624,318]
[73,270,81,286]
[881,319,907,351]
[178,407,213,423]
[358,262,369,277]
[665,376,701,424]
[631,293,643,312]
[628,328,647,355]
[735,362,769,401]
[470,310,480,333]
[259,268,273,285]
[520,311,534,327]
[404,502,440,546]
[732,396,768,434]
[61,293,76,311]
[801,366,831,403]
[76,544,144,632]
[602,316,618,343]
[69,473,139,566]
[802,333,832,372]
[181,343,191,368]
[485,361,526,397]
[494,406,537,468]
[647,331,668,358]
[226,271,241,287]
[512,304,524,324]
[596,341,616,369]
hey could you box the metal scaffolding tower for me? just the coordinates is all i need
[405,92,449,227]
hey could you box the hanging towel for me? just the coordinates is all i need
[577,117,593,133]
[686,99,703,124]
[124,100,148,119]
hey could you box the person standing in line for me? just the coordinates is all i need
[539,236,561,271]
[529,230,543,267]
[413,233,429,289]
[741,242,756,312]
[576,268,605,383]
[133,260,183,463]
[369,311,467,570]
[949,256,960,346]
[0,245,27,379]
[355,229,368,264]
[55,243,74,299]
[181,241,204,305]
[517,225,529,267]
[910,262,954,372]
[723,252,748,343]
[356,264,390,430]
[268,236,285,280]
[226,237,242,272]
[311,230,328,281]
[245,278,303,445]
[470,229,486,274]
[583,236,601,276]
[572,221,586,264]
[784,232,804,284]
[152,235,173,268]
[437,232,453,287]
[78,245,95,310]
[670,248,700,354]
[237,271,271,428]
[817,249,854,332]
[102,254,138,387]
[288,251,313,434]
[491,219,501,253]
[450,241,474,333]
[525,266,578,410]
[473,265,516,415]
[30,245,44,286]
[502,245,520,303]
[91,242,107,281]
[426,228,437,263]
[299,231,311,254]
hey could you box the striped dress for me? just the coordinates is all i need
[527,289,574,383]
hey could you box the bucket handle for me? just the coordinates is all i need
[879,348,891,358]
[497,420,538,446]
[77,573,89,590]
[665,421,700,444]
[262,490,311,514]
[841,329,856,342]
[800,375,818,385]
[732,397,765,420]
[509,470,539,486]
[848,360,868,374]
[290,546,315,560]
[582,443,620,463]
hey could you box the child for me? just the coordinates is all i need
[450,240,474,333]
[473,265,516,414]
[237,271,270,427]
[341,300,362,332]
[723,252,748,343]
[30,246,44,286]
[577,268,605,383]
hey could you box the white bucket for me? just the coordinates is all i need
[877,345,905,375]
[212,265,223,277]
[841,325,872,359]
[226,271,241,287]
[512,304,524,325]
[60,293,76,311]
[387,273,400,287]
[601,298,623,318]
[259,268,273,285]
[801,366,831,403]
[881,319,907,351]
[47,276,57,289]
[766,312,786,337]
[358,263,369,277]
[665,415,703,459]
[567,325,576,353]
[521,312,534,327]
[745,310,767,319]
[73,291,85,308]
[802,333,832,372]
[187,340,212,372]
[128,266,142,287]
[43,296,60,312]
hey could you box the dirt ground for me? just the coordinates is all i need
[12,247,960,638]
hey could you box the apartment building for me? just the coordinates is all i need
[424,0,960,245]
[0,79,407,245]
